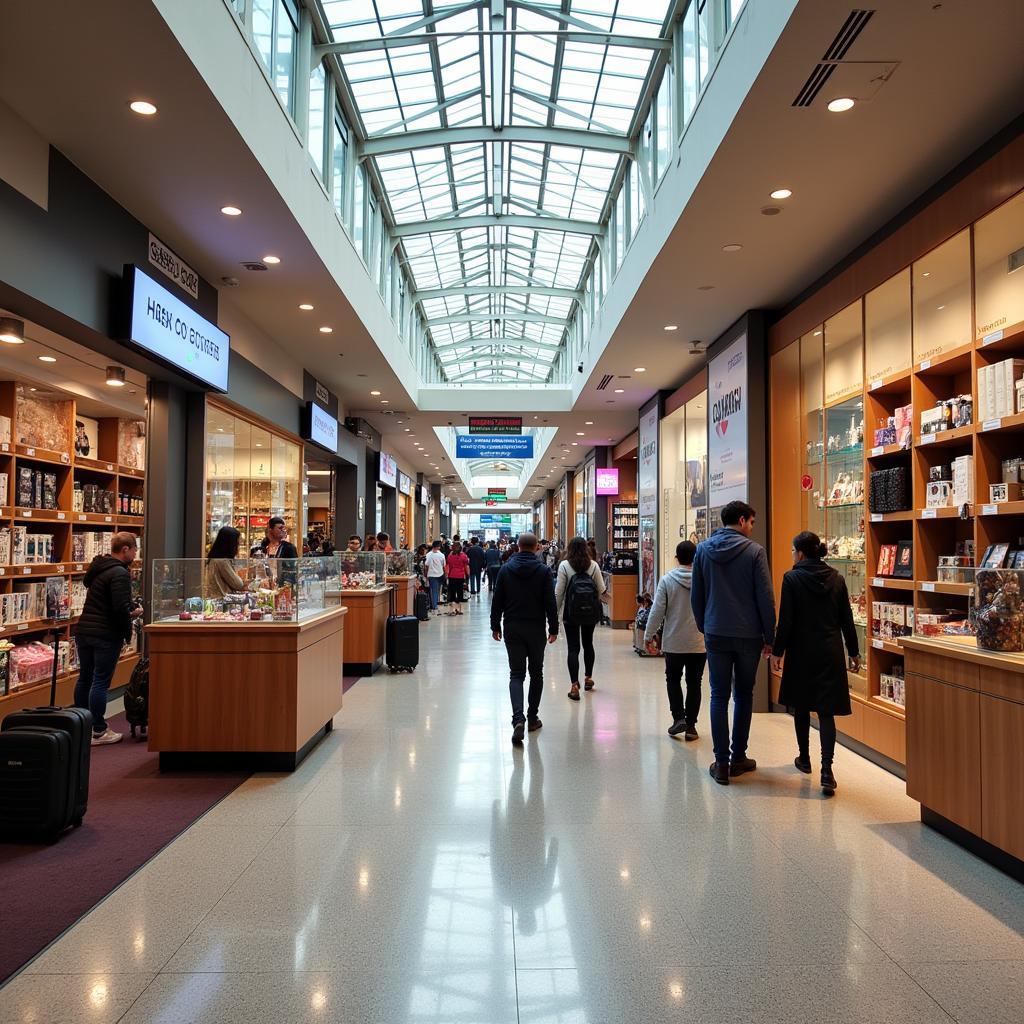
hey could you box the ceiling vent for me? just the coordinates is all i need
[596,373,615,390]
[241,261,268,272]
[792,9,875,107]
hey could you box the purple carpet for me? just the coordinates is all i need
[0,711,249,984]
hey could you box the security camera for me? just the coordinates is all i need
[688,339,706,355]
[577,362,584,373]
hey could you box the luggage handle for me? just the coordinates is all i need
[48,624,63,708]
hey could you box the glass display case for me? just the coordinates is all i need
[974,190,1024,339]
[332,549,386,590]
[865,269,912,381]
[384,549,417,577]
[800,328,825,539]
[150,558,330,624]
[913,229,972,363]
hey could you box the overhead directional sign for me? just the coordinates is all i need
[469,416,522,435]
[485,494,508,502]
[456,434,534,459]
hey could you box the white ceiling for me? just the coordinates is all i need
[1,0,1022,505]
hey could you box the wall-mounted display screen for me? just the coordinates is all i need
[379,451,397,488]
[302,402,337,453]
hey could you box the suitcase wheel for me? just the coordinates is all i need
[72,816,83,828]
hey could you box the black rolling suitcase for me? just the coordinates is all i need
[386,586,419,672]
[415,590,430,622]
[0,627,92,839]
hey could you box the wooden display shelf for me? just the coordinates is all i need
[975,410,1024,435]
[0,615,80,640]
[870,576,915,590]
[74,457,118,474]
[70,512,119,525]
[386,575,417,618]
[975,318,1024,352]
[0,652,139,712]
[868,510,914,522]
[914,341,974,375]
[119,465,145,479]
[0,562,88,578]
[867,441,911,459]
[11,443,72,466]
[916,424,975,449]
[866,368,912,394]
[869,637,904,655]
[918,506,971,520]
[977,499,1024,517]
[11,507,73,523]
[917,580,973,596]
[870,695,906,717]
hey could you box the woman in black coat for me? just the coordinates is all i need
[770,531,861,794]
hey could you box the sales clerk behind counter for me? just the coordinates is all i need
[259,517,298,560]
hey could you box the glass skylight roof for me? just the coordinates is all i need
[320,0,673,382]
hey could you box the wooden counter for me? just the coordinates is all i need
[902,636,1024,880]
[606,572,638,628]
[386,575,417,618]
[326,586,390,675]
[146,606,346,771]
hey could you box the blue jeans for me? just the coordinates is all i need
[429,577,442,609]
[504,622,546,725]
[469,568,482,594]
[705,634,763,764]
[73,635,121,734]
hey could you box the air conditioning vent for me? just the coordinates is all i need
[596,374,614,390]
[792,9,875,107]
[240,261,268,272]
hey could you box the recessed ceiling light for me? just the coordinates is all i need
[404,427,410,431]
[585,420,593,425]
[380,399,389,404]
[922,272,930,278]
[813,330,822,336]
[572,442,579,446]
[722,244,743,253]
[937,305,945,311]
[370,390,381,396]
[664,324,678,331]
[319,326,333,333]
[220,205,242,216]
[633,366,647,373]
[576,432,585,436]
[298,303,314,311]
[697,284,715,291]
[614,388,624,393]
[105,366,127,387]
[129,100,157,116]
[38,355,57,363]
[827,97,855,113]
[262,255,281,265]
[770,188,792,200]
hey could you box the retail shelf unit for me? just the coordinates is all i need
[611,501,639,552]
[0,381,144,709]
[771,189,1024,767]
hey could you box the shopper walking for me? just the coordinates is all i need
[645,540,705,739]
[425,540,446,611]
[484,540,501,593]
[691,500,776,785]
[555,536,606,701]
[491,533,558,744]
[446,541,470,614]
[770,531,860,794]
[74,532,143,746]
[466,536,486,595]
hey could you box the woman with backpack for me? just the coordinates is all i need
[555,536,607,701]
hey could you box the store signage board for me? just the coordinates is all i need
[455,435,533,459]
[469,417,522,434]
[126,266,229,391]
[485,494,507,502]
[708,333,748,508]
[379,451,397,488]
[314,380,329,405]
[481,514,512,525]
[398,472,413,496]
[148,233,199,299]
[419,484,429,507]
[596,467,619,495]
[488,487,507,495]
[303,401,337,453]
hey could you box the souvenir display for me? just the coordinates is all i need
[825,532,865,560]
[826,471,864,506]
[869,466,910,513]
[871,601,913,639]
[926,480,953,508]
[990,482,1021,503]
[15,390,72,452]
[974,569,1024,651]
[952,454,974,506]
[879,664,906,706]
[977,358,1024,420]
[937,553,974,584]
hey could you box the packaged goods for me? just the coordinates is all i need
[952,455,974,506]
[975,569,1024,651]
[926,480,953,508]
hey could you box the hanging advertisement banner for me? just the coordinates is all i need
[638,404,659,597]
[468,416,522,434]
[455,435,534,459]
[708,333,748,508]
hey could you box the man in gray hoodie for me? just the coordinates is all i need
[691,500,776,785]
[644,540,705,740]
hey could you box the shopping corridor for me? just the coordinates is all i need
[1,597,1021,1023]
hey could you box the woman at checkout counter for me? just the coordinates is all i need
[206,526,246,597]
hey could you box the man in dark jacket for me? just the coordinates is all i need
[74,532,141,745]
[491,533,558,744]
[691,500,776,785]
[466,536,487,595]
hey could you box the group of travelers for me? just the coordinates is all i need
[486,500,859,796]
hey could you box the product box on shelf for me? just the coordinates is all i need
[0,415,10,445]
[869,466,910,513]
[880,664,906,706]
[1001,458,1024,485]
[926,481,953,508]
[894,404,913,446]
[990,482,1022,503]
[952,454,974,506]
[920,406,949,435]
[929,464,952,482]
[871,601,913,639]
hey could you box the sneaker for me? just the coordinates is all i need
[684,723,699,741]
[729,756,757,777]
[667,719,687,737]
[528,718,543,732]
[91,728,123,746]
[512,722,525,745]
[709,761,730,785]
[821,765,838,793]
[794,755,812,774]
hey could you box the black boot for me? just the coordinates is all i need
[709,761,730,785]
[821,764,837,794]
[794,753,812,774]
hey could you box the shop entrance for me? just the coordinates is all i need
[304,458,335,553]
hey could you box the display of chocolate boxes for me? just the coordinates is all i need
[926,480,954,508]
[869,466,910,512]
[876,540,913,578]
[14,467,59,510]
[872,601,913,639]
[879,664,906,706]
[977,358,1024,420]
[937,554,975,583]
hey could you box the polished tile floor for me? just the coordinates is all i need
[3,595,1022,1023]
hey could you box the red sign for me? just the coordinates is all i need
[486,500,497,507]
[800,474,813,492]
[469,417,522,435]
[488,486,507,495]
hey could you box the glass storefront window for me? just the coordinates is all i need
[823,299,863,405]
[205,402,301,554]
[913,228,972,363]
[660,390,708,576]
[800,328,825,540]
[308,61,326,177]
[974,190,1024,338]
[865,269,911,381]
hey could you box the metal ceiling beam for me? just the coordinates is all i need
[393,213,602,237]
[427,311,565,326]
[317,32,670,59]
[433,337,563,353]
[415,284,580,299]
[359,125,631,158]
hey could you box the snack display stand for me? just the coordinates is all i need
[145,557,346,770]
